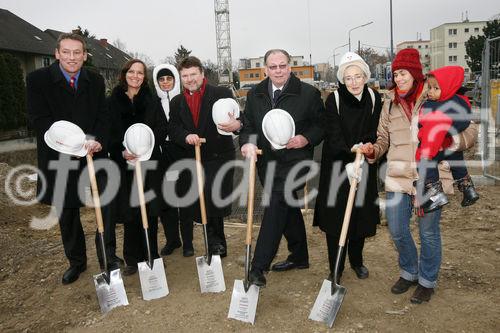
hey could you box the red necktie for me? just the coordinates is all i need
[70,76,75,90]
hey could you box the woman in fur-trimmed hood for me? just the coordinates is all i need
[152,63,194,257]
[153,63,181,121]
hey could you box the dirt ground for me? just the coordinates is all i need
[0,151,499,333]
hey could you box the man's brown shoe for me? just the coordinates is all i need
[391,277,417,294]
[410,284,434,304]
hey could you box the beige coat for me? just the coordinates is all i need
[368,91,478,195]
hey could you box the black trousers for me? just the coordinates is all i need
[160,208,193,249]
[252,191,309,271]
[58,208,87,267]
[58,202,117,269]
[207,216,226,249]
[325,233,365,274]
[123,211,159,267]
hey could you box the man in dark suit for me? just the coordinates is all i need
[27,33,115,284]
[168,56,241,258]
[239,49,324,287]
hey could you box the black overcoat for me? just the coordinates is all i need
[107,85,167,220]
[168,83,235,220]
[26,62,109,208]
[239,74,324,192]
[313,84,382,238]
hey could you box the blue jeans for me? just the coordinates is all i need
[385,192,442,288]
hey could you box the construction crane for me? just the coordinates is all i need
[214,0,233,86]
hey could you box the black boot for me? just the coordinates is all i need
[456,175,479,207]
[421,180,449,213]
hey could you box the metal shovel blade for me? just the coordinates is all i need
[196,254,226,293]
[93,269,129,314]
[138,257,169,300]
[228,279,260,324]
[309,279,347,328]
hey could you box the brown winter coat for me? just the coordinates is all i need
[367,90,478,194]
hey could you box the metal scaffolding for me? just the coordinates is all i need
[214,0,232,85]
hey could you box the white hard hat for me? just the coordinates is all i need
[337,52,371,84]
[262,109,295,150]
[44,120,87,157]
[123,123,155,164]
[212,98,240,135]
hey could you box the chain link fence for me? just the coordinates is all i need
[480,36,500,181]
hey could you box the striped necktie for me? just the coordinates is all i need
[273,89,281,103]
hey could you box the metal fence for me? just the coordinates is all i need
[480,36,500,181]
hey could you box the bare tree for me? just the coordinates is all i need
[128,51,155,68]
[358,47,389,76]
[112,38,128,53]
[159,56,177,65]
[202,60,219,85]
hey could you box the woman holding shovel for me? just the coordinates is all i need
[108,59,167,276]
[313,52,382,283]
[360,48,478,303]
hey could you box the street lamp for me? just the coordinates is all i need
[333,43,349,67]
[348,21,374,51]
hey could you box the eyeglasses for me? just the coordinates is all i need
[344,75,364,84]
[158,76,174,82]
[267,64,288,71]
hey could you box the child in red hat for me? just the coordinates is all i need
[416,66,479,213]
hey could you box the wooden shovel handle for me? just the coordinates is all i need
[245,149,262,245]
[195,138,207,226]
[86,154,104,233]
[338,149,363,247]
[135,160,149,229]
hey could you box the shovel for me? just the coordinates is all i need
[309,148,363,327]
[301,181,310,214]
[194,138,226,293]
[135,160,169,300]
[86,154,128,313]
[228,148,262,324]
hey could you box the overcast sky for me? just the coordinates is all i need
[1,0,499,66]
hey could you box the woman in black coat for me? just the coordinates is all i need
[108,59,167,276]
[313,52,381,281]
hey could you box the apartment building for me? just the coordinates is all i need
[430,20,486,78]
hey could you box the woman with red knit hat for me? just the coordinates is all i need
[360,48,477,304]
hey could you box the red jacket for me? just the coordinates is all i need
[416,66,471,161]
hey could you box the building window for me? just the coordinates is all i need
[448,28,457,35]
[293,61,298,66]
[465,28,469,33]
[249,73,254,78]
[448,55,457,62]
[425,45,428,48]
[244,74,249,78]
[474,27,479,32]
[418,45,421,49]
[255,73,260,78]
[256,62,260,67]
[43,57,51,67]
[449,42,457,48]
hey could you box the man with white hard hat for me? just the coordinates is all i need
[169,56,241,258]
[26,32,113,285]
[239,49,324,287]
